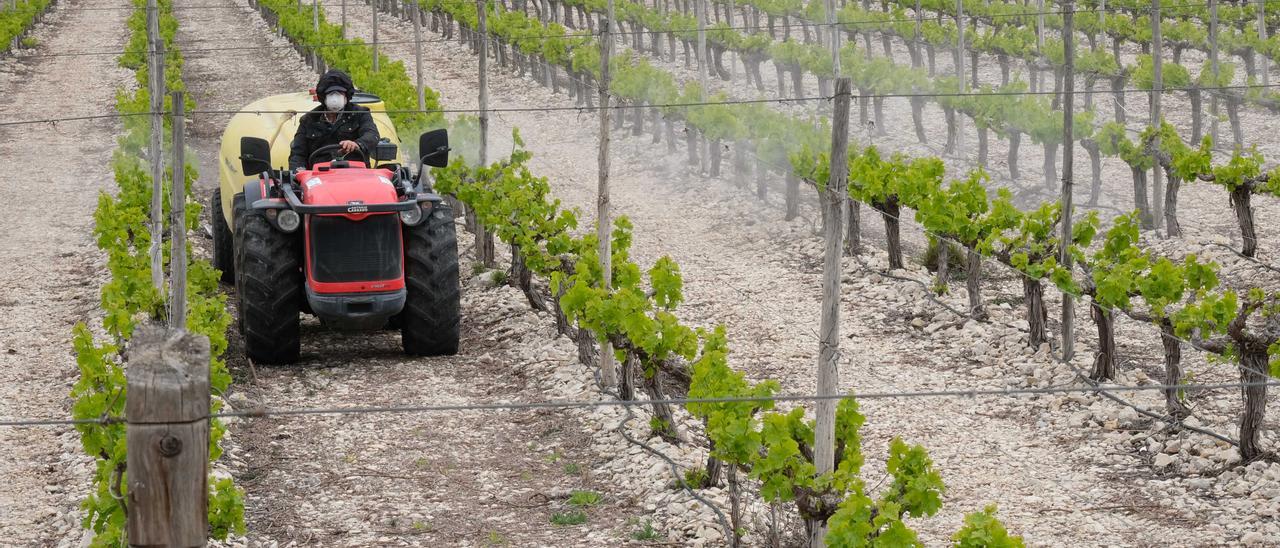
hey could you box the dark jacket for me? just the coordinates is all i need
[288,104,380,170]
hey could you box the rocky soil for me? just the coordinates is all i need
[334,2,1280,545]
[0,0,132,543]
[4,0,1280,546]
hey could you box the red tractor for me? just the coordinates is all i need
[212,93,459,364]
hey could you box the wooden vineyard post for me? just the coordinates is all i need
[1059,1,1075,361]
[727,0,736,81]
[695,0,709,172]
[596,17,618,389]
[170,91,187,329]
[1210,0,1219,144]
[125,326,211,546]
[826,0,839,75]
[811,77,851,548]
[1151,0,1164,229]
[1258,0,1269,90]
[373,0,380,72]
[476,0,495,267]
[414,6,425,111]
[1034,0,1044,92]
[954,0,965,153]
[913,0,923,67]
[148,0,165,293]
[696,0,708,90]
[311,0,321,72]
[341,0,347,38]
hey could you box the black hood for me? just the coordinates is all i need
[316,69,356,100]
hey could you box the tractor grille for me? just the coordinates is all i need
[309,214,402,283]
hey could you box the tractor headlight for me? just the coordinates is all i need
[399,204,424,226]
[276,209,301,232]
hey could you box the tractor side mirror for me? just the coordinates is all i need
[373,140,398,162]
[419,129,450,168]
[240,137,273,175]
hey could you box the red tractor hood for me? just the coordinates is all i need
[297,165,399,219]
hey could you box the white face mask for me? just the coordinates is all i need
[324,92,346,112]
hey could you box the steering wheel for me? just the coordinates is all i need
[308,142,368,168]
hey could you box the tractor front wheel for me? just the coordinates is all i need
[402,203,461,356]
[235,212,303,364]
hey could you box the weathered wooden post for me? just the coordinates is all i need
[476,0,495,266]
[811,77,851,548]
[373,0,381,71]
[170,91,187,329]
[1151,0,1164,226]
[414,6,425,111]
[148,0,165,293]
[125,326,211,546]
[596,16,617,389]
[954,0,965,152]
[1059,1,1075,360]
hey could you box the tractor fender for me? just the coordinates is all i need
[243,176,288,212]
[414,192,445,204]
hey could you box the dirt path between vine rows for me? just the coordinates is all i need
[342,3,1280,545]
[0,0,132,543]
[180,1,649,544]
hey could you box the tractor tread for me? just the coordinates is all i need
[235,213,302,364]
[401,206,461,356]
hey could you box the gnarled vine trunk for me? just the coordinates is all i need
[1084,139,1102,206]
[910,97,927,143]
[1231,185,1258,257]
[1090,302,1115,380]
[1132,166,1154,229]
[1226,96,1244,150]
[877,197,903,270]
[1023,277,1047,349]
[966,250,985,320]
[845,201,861,256]
[1043,142,1058,188]
[1237,347,1269,461]
[934,240,950,294]
[643,361,681,444]
[1165,172,1182,237]
[1161,323,1189,418]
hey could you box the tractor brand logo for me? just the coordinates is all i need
[346,200,367,213]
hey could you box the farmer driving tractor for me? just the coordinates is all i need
[288,69,381,171]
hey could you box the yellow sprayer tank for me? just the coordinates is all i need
[217,92,399,226]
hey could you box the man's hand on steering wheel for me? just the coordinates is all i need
[307,142,368,168]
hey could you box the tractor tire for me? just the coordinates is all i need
[235,212,303,364]
[402,204,461,356]
[211,188,236,284]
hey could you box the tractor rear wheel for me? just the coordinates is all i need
[211,188,236,284]
[236,212,303,364]
[402,204,461,356]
